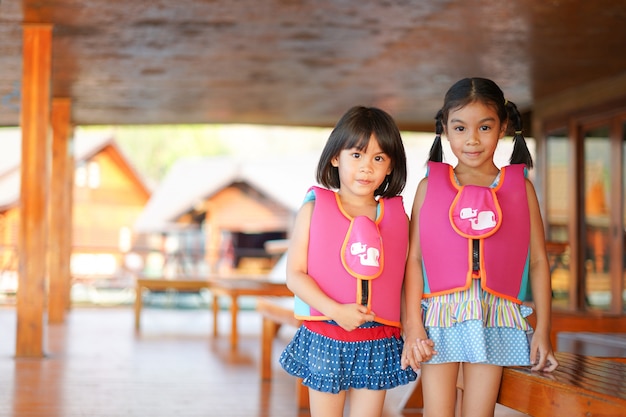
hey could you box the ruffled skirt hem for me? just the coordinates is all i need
[421,280,534,366]
[279,324,417,394]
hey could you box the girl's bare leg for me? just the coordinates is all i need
[347,388,386,417]
[421,362,460,417]
[460,363,503,417]
[308,389,347,417]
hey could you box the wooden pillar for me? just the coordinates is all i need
[48,98,73,324]
[65,129,75,310]
[16,24,52,357]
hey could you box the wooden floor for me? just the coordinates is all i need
[0,303,526,417]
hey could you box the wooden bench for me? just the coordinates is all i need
[134,277,291,351]
[256,296,309,410]
[558,331,626,357]
[208,278,292,351]
[402,351,626,416]
[134,278,211,330]
[545,312,626,348]
[498,352,626,416]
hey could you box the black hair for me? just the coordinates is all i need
[316,106,407,197]
[429,77,533,168]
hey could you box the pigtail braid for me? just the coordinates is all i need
[428,109,444,163]
[506,100,533,168]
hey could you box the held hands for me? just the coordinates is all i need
[331,303,376,332]
[401,327,437,372]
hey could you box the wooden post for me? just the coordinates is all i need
[48,98,73,324]
[16,24,53,357]
[65,134,75,310]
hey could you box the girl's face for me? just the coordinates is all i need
[445,100,506,170]
[331,134,392,198]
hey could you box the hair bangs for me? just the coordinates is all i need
[343,130,373,151]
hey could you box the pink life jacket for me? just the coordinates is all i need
[419,162,531,303]
[293,186,408,327]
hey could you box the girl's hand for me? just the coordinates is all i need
[331,303,376,332]
[401,327,436,371]
[530,331,559,372]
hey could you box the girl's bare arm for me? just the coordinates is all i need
[526,179,558,372]
[402,178,436,371]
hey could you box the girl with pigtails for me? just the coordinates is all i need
[401,78,558,417]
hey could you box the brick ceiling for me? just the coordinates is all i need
[1,0,625,130]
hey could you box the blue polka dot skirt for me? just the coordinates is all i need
[422,279,533,366]
[279,321,418,393]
